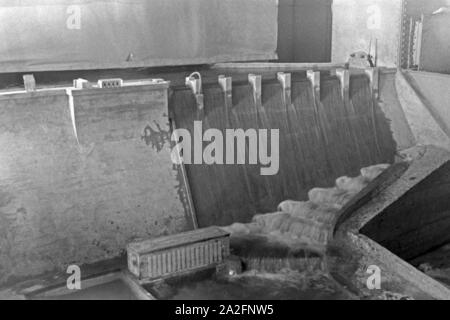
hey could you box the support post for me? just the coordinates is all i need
[307,70,321,101]
[277,72,292,107]
[23,74,36,92]
[218,75,232,126]
[248,74,262,108]
[185,72,204,113]
[365,67,380,99]
[336,69,350,103]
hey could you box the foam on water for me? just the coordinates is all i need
[222,163,390,249]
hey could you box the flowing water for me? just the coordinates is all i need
[34,73,396,301]
[170,73,396,228]
[147,268,354,300]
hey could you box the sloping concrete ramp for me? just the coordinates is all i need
[357,146,450,260]
[0,84,192,284]
[333,145,450,300]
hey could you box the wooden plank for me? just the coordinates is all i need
[213,62,348,71]
[0,78,169,97]
[127,227,229,254]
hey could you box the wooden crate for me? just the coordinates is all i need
[127,227,230,281]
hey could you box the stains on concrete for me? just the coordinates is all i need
[141,121,171,152]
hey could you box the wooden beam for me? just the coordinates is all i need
[213,62,348,71]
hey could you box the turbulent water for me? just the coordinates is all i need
[159,163,391,301]
[221,163,390,249]
[169,270,355,300]
[171,75,396,227]
[165,163,390,300]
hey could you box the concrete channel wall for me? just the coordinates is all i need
[0,85,192,284]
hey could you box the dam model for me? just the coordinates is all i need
[3,62,449,300]
[1,0,450,302]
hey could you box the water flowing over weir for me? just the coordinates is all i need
[170,72,397,227]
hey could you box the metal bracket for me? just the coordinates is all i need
[218,75,232,95]
[336,69,350,103]
[185,72,204,111]
[248,74,262,107]
[277,72,292,107]
[365,67,380,99]
[307,70,321,101]
[218,75,232,125]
